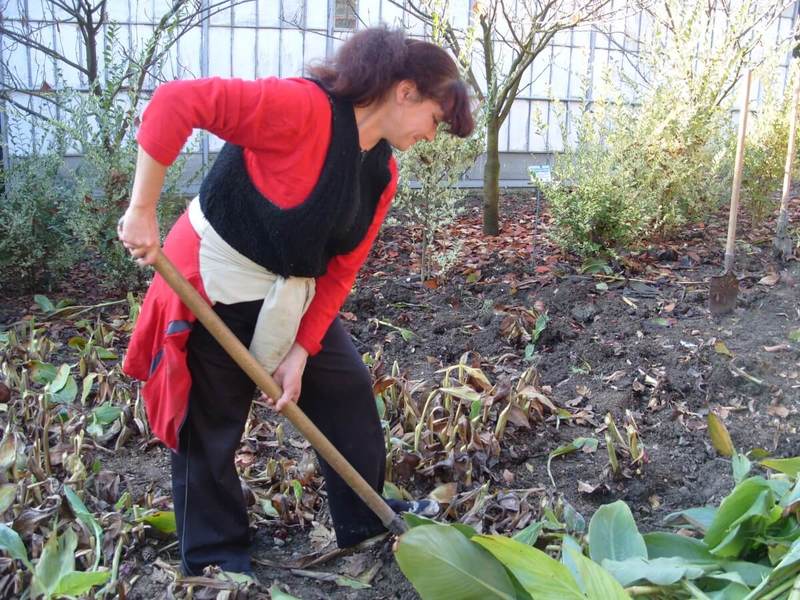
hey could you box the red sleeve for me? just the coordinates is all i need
[295,157,399,355]
[136,77,315,166]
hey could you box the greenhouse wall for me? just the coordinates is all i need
[1,0,798,188]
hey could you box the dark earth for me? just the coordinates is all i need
[2,192,799,599]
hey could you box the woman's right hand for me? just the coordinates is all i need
[117,205,160,266]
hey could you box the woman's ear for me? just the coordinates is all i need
[395,80,420,103]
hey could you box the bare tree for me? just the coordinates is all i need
[396,0,615,235]
[0,0,253,153]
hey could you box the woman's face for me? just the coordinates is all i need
[385,81,445,151]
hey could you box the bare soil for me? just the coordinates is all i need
[3,193,799,600]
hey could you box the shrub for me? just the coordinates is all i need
[0,154,78,293]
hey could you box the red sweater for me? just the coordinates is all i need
[137,76,397,354]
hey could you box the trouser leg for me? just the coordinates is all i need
[171,300,262,576]
[298,318,387,547]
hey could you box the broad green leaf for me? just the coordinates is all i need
[469,399,482,420]
[704,478,775,556]
[383,481,406,501]
[32,528,78,597]
[714,340,734,358]
[473,534,583,599]
[67,336,88,351]
[732,452,751,484]
[451,523,478,539]
[64,486,103,570]
[601,556,705,586]
[563,501,586,534]
[722,561,771,587]
[706,582,750,600]
[80,373,97,404]
[512,521,543,546]
[90,404,122,425]
[760,457,800,477]
[54,570,110,595]
[789,329,800,343]
[396,525,516,600]
[588,501,647,563]
[644,532,715,562]
[28,360,57,385]
[270,584,302,599]
[46,365,77,404]
[0,523,31,568]
[0,484,17,514]
[403,513,438,528]
[561,535,585,593]
[375,394,386,420]
[34,294,56,313]
[663,507,717,533]
[708,413,734,457]
[139,511,177,534]
[567,548,631,599]
[95,347,118,360]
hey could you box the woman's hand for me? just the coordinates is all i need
[263,342,309,411]
[118,206,160,265]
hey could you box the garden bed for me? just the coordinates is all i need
[1,193,799,599]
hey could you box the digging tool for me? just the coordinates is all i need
[710,70,752,315]
[150,249,408,536]
[774,71,800,260]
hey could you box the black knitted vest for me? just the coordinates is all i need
[198,83,392,278]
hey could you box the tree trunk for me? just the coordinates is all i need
[482,117,500,235]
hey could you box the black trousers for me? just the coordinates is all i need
[171,301,386,576]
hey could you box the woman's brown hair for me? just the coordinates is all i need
[308,27,474,138]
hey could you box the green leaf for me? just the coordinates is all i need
[732,452,751,484]
[473,534,583,599]
[28,360,58,385]
[588,501,647,564]
[64,486,103,570]
[396,525,516,600]
[0,523,31,568]
[383,481,407,501]
[704,477,776,557]
[0,484,16,514]
[95,347,118,360]
[567,548,631,599]
[760,456,800,477]
[46,364,77,404]
[663,507,717,533]
[708,413,734,457]
[601,556,705,587]
[80,373,97,404]
[34,294,56,313]
[291,479,303,503]
[54,570,110,595]
[139,511,177,534]
[789,329,800,343]
[403,513,439,529]
[67,336,88,351]
[512,521,544,546]
[469,399,482,421]
[90,403,122,425]
[375,394,386,420]
[32,528,78,597]
[644,532,716,562]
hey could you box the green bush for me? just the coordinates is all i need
[0,154,78,293]
[740,70,797,223]
[394,121,484,279]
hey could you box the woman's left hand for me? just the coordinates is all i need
[262,342,309,411]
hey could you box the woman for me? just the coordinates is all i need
[118,27,473,577]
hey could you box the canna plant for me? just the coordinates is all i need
[396,417,800,600]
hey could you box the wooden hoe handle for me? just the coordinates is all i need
[152,250,407,535]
